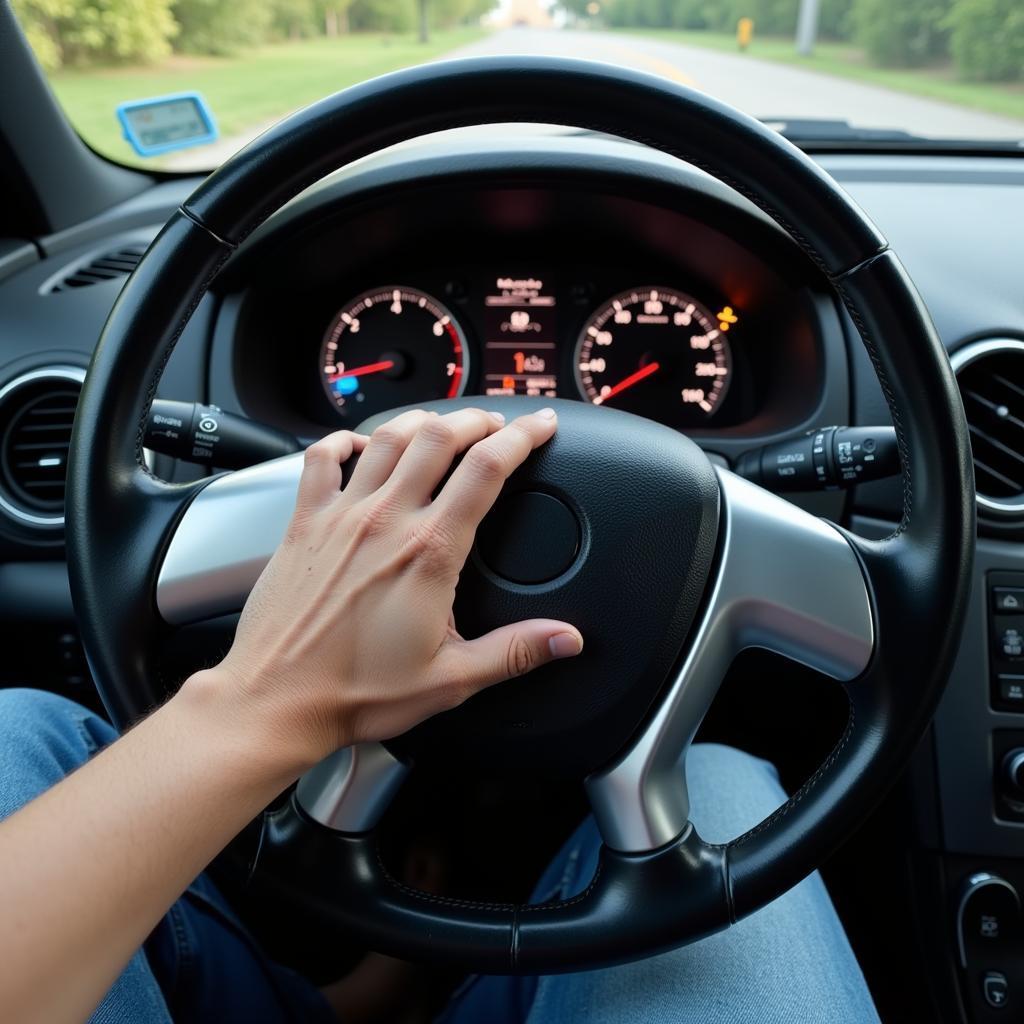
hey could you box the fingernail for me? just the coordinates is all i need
[549,632,583,658]
[489,411,506,424]
[536,407,557,420]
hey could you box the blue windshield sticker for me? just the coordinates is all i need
[116,92,218,158]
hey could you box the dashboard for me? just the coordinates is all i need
[221,162,830,452]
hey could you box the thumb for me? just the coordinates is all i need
[450,619,584,691]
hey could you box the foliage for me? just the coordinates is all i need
[945,0,1024,80]
[12,0,491,67]
[818,0,853,40]
[346,0,413,32]
[13,0,177,69]
[272,0,322,39]
[851,0,951,66]
[172,0,273,54]
[602,0,856,36]
[12,0,1024,87]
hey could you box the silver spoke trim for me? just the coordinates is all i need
[586,467,874,853]
[296,743,408,833]
[157,452,304,625]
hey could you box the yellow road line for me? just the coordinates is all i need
[604,43,700,89]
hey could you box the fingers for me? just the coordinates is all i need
[431,409,558,553]
[343,409,436,499]
[297,431,369,507]
[442,619,583,695]
[385,408,506,504]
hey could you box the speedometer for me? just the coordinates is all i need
[319,286,468,421]
[574,287,733,427]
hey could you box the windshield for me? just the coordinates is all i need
[11,0,1024,170]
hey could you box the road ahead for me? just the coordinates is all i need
[165,27,1021,169]
[450,28,1023,141]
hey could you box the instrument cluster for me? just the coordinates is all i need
[315,272,753,431]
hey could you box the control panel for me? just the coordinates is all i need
[988,572,1024,713]
[955,871,1024,1019]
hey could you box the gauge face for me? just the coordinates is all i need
[574,287,733,427]
[319,286,467,420]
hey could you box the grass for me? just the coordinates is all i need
[48,28,487,168]
[621,29,1024,124]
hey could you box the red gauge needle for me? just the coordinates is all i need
[328,359,395,381]
[594,361,661,405]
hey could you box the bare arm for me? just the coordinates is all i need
[0,407,583,1024]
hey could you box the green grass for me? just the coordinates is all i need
[621,28,1024,124]
[48,28,487,168]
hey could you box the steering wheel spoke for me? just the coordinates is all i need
[586,468,874,853]
[156,453,303,625]
[295,742,408,834]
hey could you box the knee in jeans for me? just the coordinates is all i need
[0,689,117,819]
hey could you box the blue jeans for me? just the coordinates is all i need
[0,689,879,1023]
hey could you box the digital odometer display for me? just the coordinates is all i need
[481,276,559,398]
[575,286,734,427]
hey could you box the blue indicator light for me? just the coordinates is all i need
[333,376,359,396]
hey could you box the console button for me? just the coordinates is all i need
[957,874,1021,968]
[998,626,1024,659]
[999,676,1024,707]
[983,971,1009,1009]
[994,589,1024,613]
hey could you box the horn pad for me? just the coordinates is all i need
[360,397,720,779]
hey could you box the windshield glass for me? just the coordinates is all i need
[11,0,1024,170]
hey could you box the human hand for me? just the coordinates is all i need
[200,407,583,771]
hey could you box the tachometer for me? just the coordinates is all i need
[574,287,733,427]
[319,286,467,420]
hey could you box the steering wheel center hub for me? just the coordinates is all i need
[477,489,581,585]
[365,397,721,779]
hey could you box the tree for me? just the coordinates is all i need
[818,0,852,40]
[317,0,355,35]
[852,0,950,66]
[171,0,272,55]
[13,0,177,69]
[271,0,320,39]
[946,0,1024,80]
[347,0,414,32]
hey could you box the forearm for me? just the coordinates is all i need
[0,670,306,1024]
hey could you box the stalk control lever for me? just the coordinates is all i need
[735,426,899,493]
[145,400,300,469]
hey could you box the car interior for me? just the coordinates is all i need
[1,2,1023,1021]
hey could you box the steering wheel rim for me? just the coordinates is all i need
[66,56,974,972]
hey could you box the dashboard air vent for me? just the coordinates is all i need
[0,367,85,528]
[47,244,146,293]
[952,339,1024,518]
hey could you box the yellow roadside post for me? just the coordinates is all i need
[737,16,754,51]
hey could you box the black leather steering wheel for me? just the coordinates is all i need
[66,57,974,973]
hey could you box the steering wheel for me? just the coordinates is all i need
[66,57,974,973]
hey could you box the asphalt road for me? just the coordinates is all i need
[450,28,1023,141]
[165,27,1021,169]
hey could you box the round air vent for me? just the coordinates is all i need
[0,367,85,528]
[952,339,1024,518]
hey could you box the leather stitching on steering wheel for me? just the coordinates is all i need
[837,281,914,537]
[727,698,856,851]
